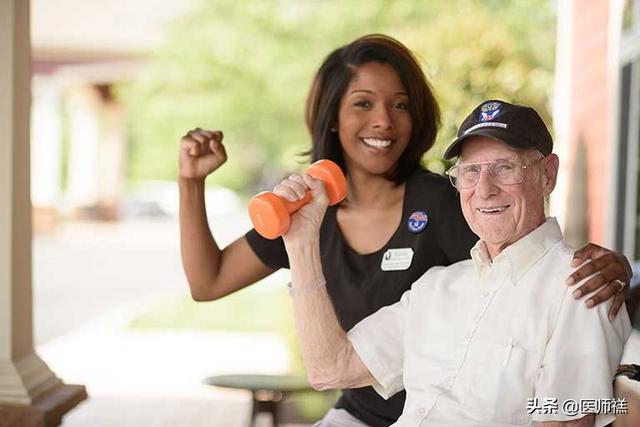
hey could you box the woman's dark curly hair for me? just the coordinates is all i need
[305,34,441,183]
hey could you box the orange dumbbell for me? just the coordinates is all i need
[249,159,347,239]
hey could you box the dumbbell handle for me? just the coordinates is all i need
[281,191,312,214]
[253,190,312,215]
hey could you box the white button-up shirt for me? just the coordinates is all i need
[348,218,631,426]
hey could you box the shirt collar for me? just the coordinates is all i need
[469,217,564,284]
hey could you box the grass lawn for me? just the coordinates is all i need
[128,280,339,420]
[129,285,293,333]
[128,281,303,369]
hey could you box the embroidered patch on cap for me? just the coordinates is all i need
[407,210,429,233]
[479,101,501,122]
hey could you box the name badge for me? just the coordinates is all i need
[380,248,414,271]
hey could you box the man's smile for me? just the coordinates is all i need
[476,205,510,214]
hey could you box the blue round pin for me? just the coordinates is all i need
[407,210,428,233]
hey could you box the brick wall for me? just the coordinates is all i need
[568,0,613,244]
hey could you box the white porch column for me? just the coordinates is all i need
[0,1,85,424]
[550,0,573,230]
[31,76,62,208]
[0,0,61,405]
[67,86,101,209]
[98,101,126,217]
[31,75,63,231]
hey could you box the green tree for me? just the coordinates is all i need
[119,0,556,192]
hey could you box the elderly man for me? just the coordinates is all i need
[279,100,631,426]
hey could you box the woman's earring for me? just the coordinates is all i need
[330,127,337,133]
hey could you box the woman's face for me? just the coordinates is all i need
[337,61,412,178]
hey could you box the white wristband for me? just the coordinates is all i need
[287,279,326,297]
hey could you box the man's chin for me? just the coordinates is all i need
[478,231,514,248]
[474,224,513,241]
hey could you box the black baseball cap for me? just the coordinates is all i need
[443,100,553,159]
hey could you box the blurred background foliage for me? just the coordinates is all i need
[118,0,556,193]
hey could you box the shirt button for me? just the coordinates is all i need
[417,407,427,416]
[482,291,490,298]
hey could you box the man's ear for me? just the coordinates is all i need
[542,154,559,197]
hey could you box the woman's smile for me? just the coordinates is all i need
[337,61,412,176]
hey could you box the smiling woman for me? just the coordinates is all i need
[337,62,412,178]
[305,36,439,186]
[178,35,633,427]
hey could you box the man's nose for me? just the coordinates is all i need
[475,168,500,198]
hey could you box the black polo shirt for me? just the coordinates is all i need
[245,168,478,426]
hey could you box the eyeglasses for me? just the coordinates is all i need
[446,156,544,189]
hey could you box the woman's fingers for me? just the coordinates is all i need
[569,243,632,283]
[580,279,628,321]
[568,255,629,287]
[178,128,229,179]
[608,292,626,321]
[582,280,618,308]
[570,242,599,268]
[188,128,207,144]
[209,131,226,159]
[571,263,615,298]
[180,137,200,156]
[181,128,225,157]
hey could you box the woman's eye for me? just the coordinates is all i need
[354,100,371,108]
[394,101,409,110]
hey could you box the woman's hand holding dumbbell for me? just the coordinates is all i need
[179,128,227,180]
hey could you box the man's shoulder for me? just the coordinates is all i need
[533,239,624,327]
[551,238,574,257]
[537,240,574,281]
[526,238,575,299]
